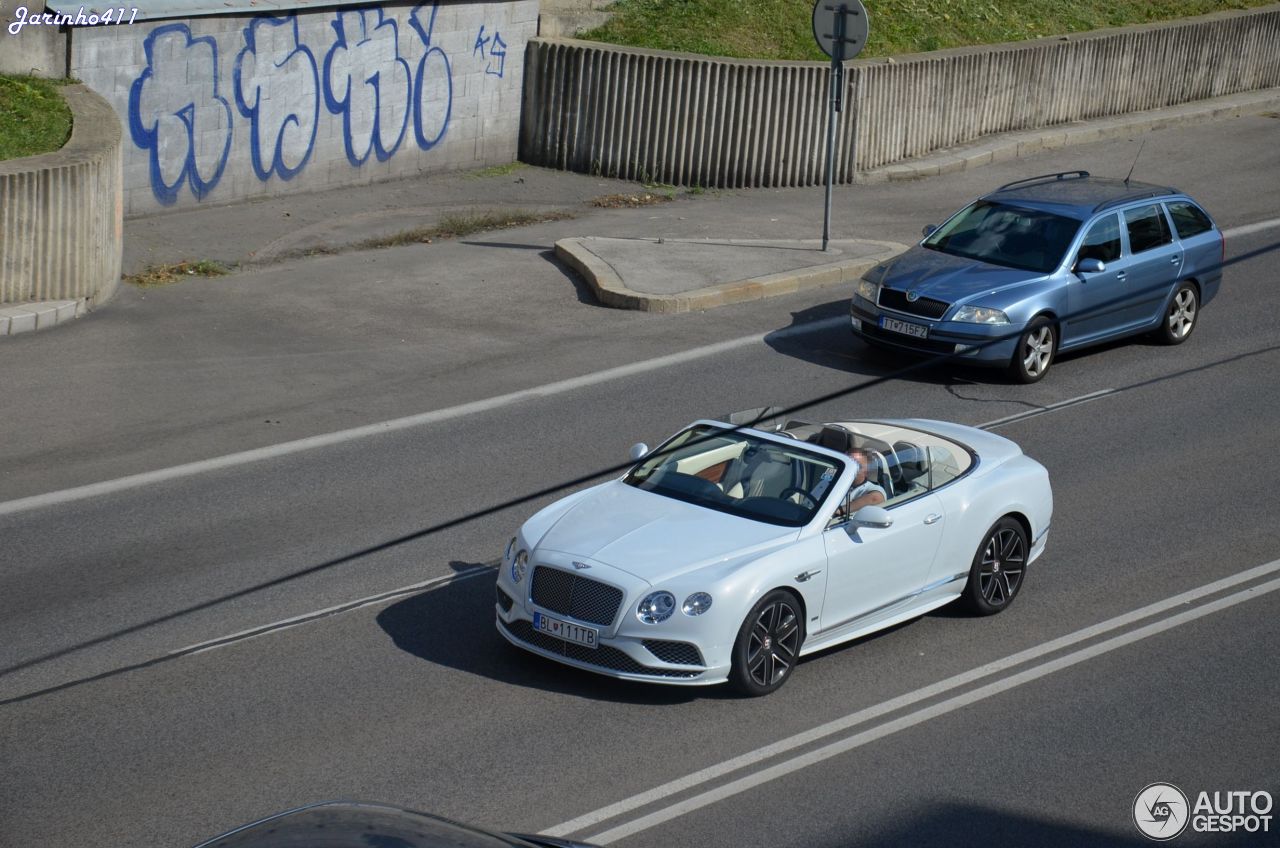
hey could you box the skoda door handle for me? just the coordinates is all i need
[924,513,942,525]
[1170,255,1182,264]
[1116,271,1126,281]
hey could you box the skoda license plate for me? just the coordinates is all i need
[879,316,928,339]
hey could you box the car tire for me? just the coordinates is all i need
[729,590,804,697]
[1009,318,1056,384]
[962,517,1029,616]
[1156,282,1199,345]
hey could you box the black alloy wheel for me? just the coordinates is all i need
[730,590,803,696]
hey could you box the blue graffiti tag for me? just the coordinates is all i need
[409,2,453,149]
[128,24,233,204]
[323,7,413,166]
[234,15,319,182]
[472,24,507,78]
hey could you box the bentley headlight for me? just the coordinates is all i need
[952,305,1010,324]
[504,536,517,563]
[682,592,713,616]
[855,278,880,303]
[636,591,676,625]
[510,549,528,583]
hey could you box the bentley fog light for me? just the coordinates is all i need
[682,592,713,616]
[952,305,1009,324]
[637,591,676,624]
[510,549,528,583]
[855,279,880,303]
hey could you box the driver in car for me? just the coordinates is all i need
[835,448,887,519]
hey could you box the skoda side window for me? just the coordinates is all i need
[1166,201,1214,239]
[1078,214,1122,264]
[1124,204,1173,253]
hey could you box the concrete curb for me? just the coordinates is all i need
[0,300,88,337]
[556,237,907,313]
[858,88,1280,184]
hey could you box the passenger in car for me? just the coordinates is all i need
[835,448,887,519]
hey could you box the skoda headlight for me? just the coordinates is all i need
[636,591,676,625]
[682,592,713,616]
[855,278,880,303]
[510,549,528,583]
[952,305,1010,324]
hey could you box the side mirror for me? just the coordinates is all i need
[921,224,938,238]
[1076,257,1105,274]
[629,442,650,462]
[851,505,893,529]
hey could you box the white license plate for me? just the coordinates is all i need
[879,316,929,339]
[533,611,599,649]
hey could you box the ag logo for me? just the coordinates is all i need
[1134,783,1190,840]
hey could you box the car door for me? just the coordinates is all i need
[1064,213,1126,346]
[1119,203,1183,328]
[818,492,945,634]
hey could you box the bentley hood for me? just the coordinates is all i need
[868,246,1046,303]
[530,481,799,585]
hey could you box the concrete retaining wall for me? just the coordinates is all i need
[1,4,67,77]
[521,5,1280,186]
[66,0,538,217]
[0,85,122,306]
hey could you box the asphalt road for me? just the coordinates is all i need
[1,117,1278,848]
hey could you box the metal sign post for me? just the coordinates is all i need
[812,0,869,252]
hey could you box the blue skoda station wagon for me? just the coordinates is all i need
[850,171,1224,382]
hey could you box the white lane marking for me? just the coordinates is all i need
[1223,218,1280,238]
[0,317,846,518]
[978,388,1117,430]
[581,571,1280,845]
[544,557,1280,838]
[175,565,496,657]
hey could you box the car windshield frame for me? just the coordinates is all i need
[623,423,845,527]
[922,199,1083,274]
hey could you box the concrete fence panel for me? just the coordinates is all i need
[521,5,1280,186]
[0,85,123,307]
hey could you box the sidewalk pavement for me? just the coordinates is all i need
[3,86,1277,336]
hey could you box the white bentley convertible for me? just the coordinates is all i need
[495,411,1052,695]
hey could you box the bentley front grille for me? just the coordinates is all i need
[529,566,623,626]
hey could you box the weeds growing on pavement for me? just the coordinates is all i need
[590,192,675,208]
[466,161,527,179]
[124,260,232,287]
[352,209,576,250]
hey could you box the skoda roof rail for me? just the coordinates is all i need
[994,171,1091,192]
[1093,187,1177,213]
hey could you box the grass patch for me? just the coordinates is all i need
[124,260,231,287]
[0,75,73,160]
[353,209,575,250]
[466,161,527,179]
[590,192,675,208]
[581,0,1277,60]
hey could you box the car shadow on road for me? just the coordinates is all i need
[806,802,1157,848]
[767,299,1173,386]
[765,300,1012,385]
[376,562,727,705]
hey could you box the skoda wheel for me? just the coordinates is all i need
[1010,318,1056,384]
[730,590,803,696]
[1158,282,1198,345]
[962,517,1028,616]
